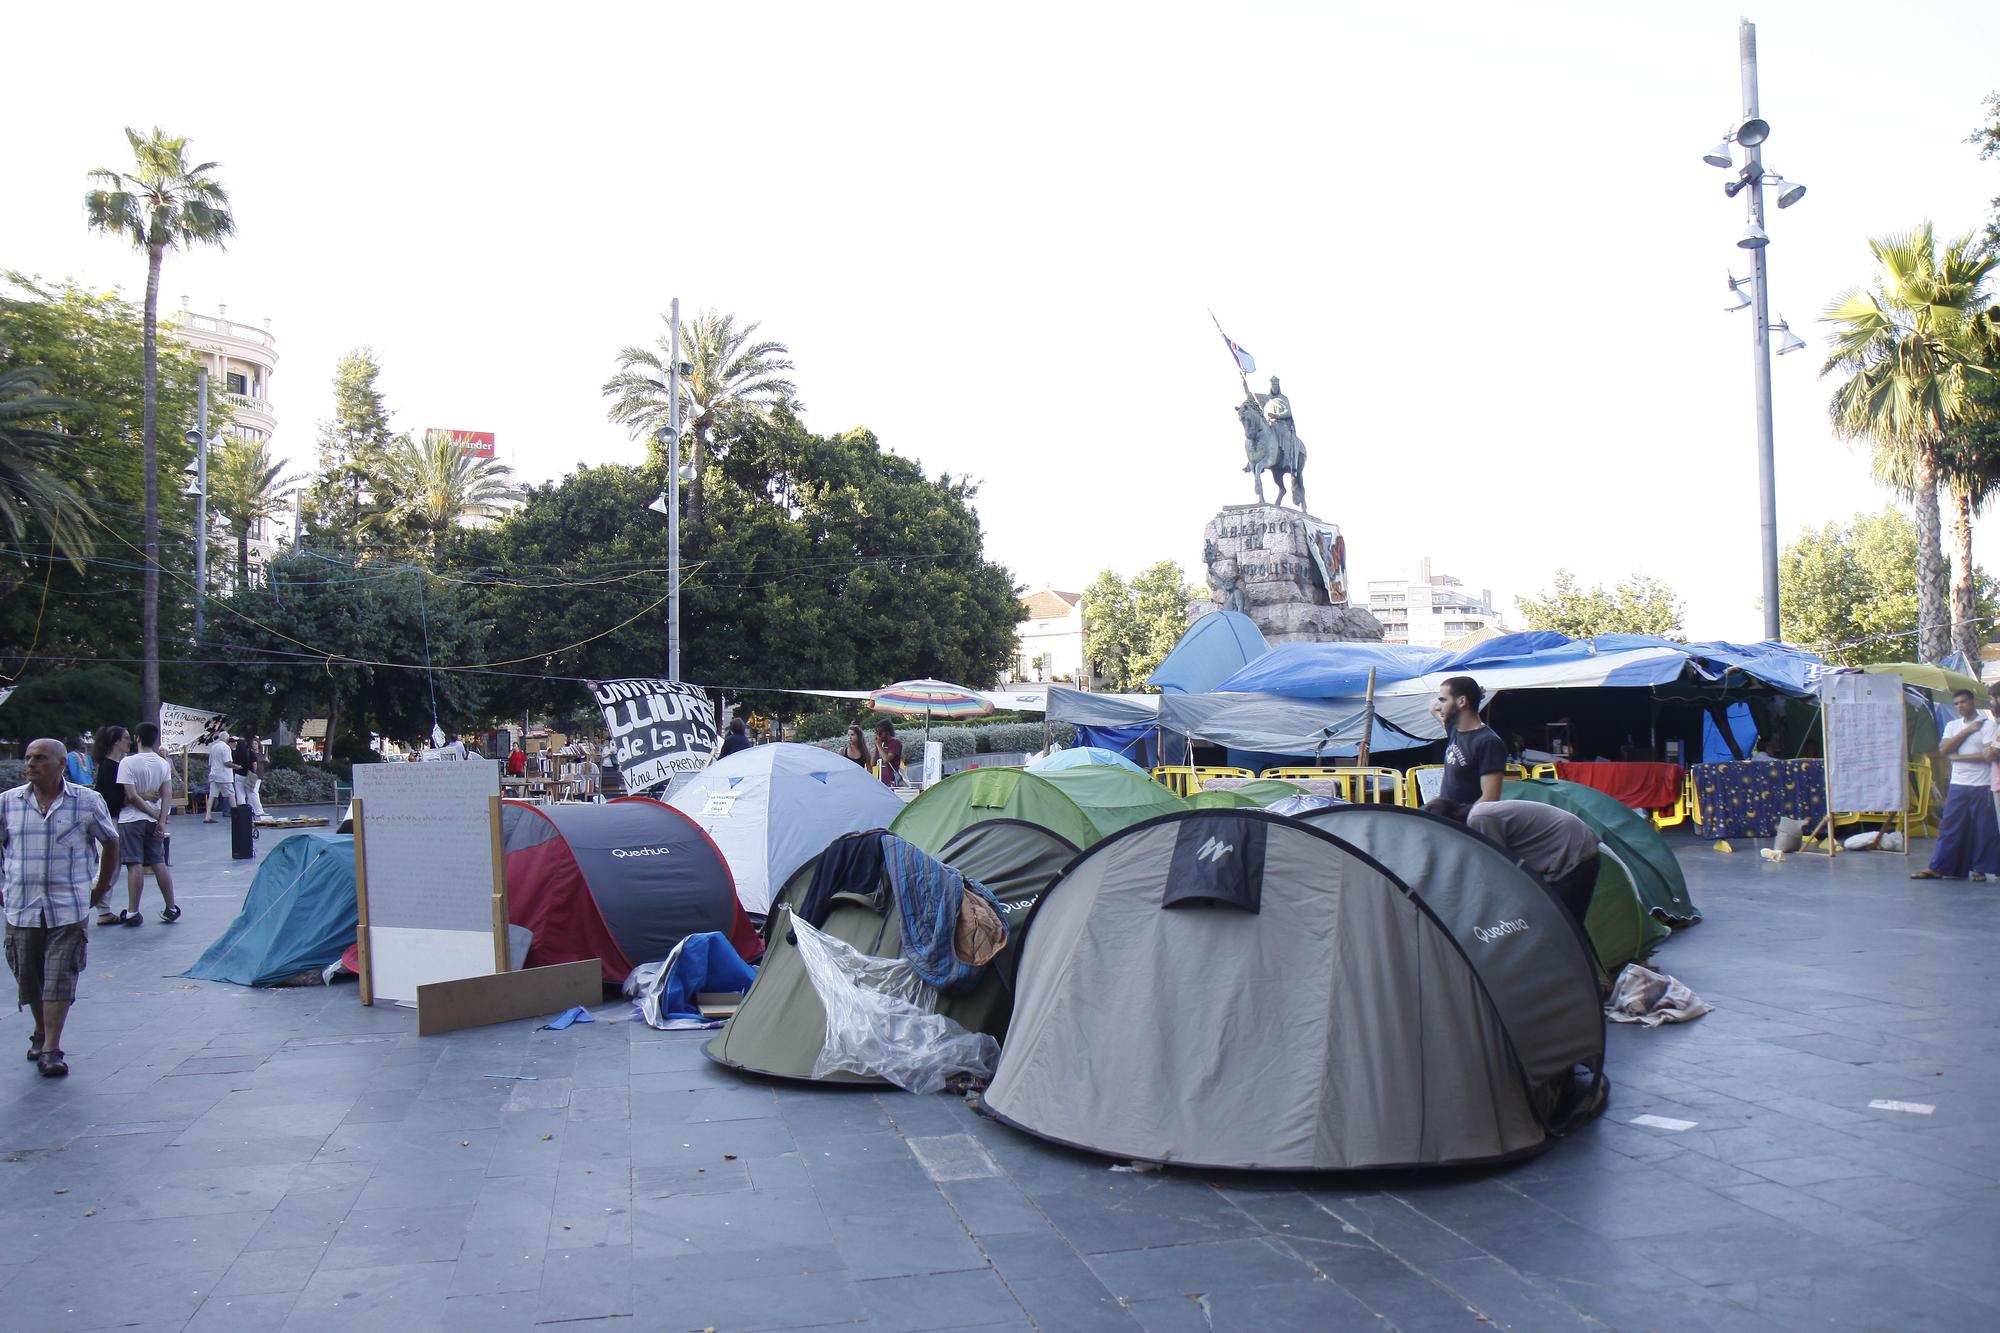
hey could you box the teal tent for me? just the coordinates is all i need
[1503,778,1699,924]
[185,834,356,986]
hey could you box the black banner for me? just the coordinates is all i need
[586,678,721,794]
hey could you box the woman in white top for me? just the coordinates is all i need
[1913,688,2000,881]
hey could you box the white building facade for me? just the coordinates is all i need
[1014,588,1087,683]
[1365,558,1504,647]
[171,304,286,591]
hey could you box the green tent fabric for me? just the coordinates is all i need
[1503,778,1699,924]
[1186,779,1304,809]
[707,819,1081,1083]
[891,766,1183,854]
[1586,845,1672,983]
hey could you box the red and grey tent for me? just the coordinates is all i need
[342,797,759,986]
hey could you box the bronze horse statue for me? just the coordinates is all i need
[1237,396,1306,508]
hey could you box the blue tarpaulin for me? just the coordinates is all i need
[1146,611,1271,694]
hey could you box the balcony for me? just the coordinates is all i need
[175,311,275,349]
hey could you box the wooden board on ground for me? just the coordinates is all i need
[257,816,329,828]
[415,959,603,1036]
[696,991,745,1020]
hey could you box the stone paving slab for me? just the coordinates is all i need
[1,806,1995,1331]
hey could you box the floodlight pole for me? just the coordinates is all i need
[194,369,210,644]
[1741,18,1780,641]
[667,297,682,682]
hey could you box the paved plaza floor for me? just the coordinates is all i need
[0,807,1994,1332]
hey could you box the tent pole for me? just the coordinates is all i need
[1358,667,1377,770]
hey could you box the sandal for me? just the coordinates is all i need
[160,905,182,923]
[37,1049,67,1078]
[1910,870,1946,879]
[119,910,143,927]
[27,1031,43,1062]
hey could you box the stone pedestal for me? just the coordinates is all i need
[1199,503,1384,646]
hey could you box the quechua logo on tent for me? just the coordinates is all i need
[611,846,675,859]
[1473,917,1530,943]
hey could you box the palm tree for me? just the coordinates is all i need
[1874,411,2000,663]
[84,127,234,724]
[0,367,94,566]
[603,308,797,522]
[1821,223,1997,664]
[205,435,304,592]
[379,430,519,556]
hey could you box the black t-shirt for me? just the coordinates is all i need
[232,741,256,778]
[1440,724,1507,803]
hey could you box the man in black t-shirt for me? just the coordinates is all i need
[1434,674,1506,805]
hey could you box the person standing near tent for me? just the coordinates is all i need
[875,721,905,786]
[232,734,265,835]
[115,723,182,924]
[718,718,753,759]
[64,736,95,787]
[1426,797,1598,924]
[1914,688,2000,881]
[1,739,121,1077]
[842,726,874,770]
[507,744,527,780]
[203,730,234,823]
[1434,676,1506,805]
[90,727,130,926]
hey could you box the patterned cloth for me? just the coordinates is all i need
[5,921,87,1005]
[0,781,119,928]
[1690,760,1828,839]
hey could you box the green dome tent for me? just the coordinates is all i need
[707,819,1082,1084]
[1186,778,1305,809]
[890,766,1184,855]
[1503,778,1699,924]
[1588,846,1672,981]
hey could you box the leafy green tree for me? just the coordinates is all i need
[0,275,203,680]
[603,308,797,523]
[83,127,235,723]
[205,434,303,592]
[1515,569,1684,639]
[1821,222,1998,663]
[0,665,139,746]
[301,348,396,546]
[1781,507,1998,664]
[379,429,518,558]
[0,367,93,564]
[1970,91,2000,256]
[1081,562,1195,691]
[200,550,492,746]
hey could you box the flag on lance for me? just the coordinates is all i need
[586,677,721,794]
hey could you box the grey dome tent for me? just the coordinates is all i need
[707,819,1080,1083]
[982,809,1606,1171]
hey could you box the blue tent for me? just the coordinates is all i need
[1027,746,1148,775]
[1147,611,1270,694]
[185,834,356,986]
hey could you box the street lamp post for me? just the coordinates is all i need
[1705,17,1806,642]
[667,297,682,682]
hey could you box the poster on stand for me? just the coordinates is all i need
[587,677,721,794]
[159,703,227,753]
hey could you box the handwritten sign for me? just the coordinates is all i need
[159,702,227,753]
[1822,673,1906,815]
[353,759,505,1003]
[586,677,720,794]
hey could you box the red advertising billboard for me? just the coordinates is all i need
[436,429,495,459]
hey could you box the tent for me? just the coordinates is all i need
[1296,803,1656,985]
[1026,746,1147,775]
[1044,686,1175,768]
[890,766,1185,856]
[1185,778,1305,809]
[707,819,1081,1083]
[1502,778,1699,924]
[666,742,904,915]
[982,810,1605,1170]
[185,834,356,986]
[1146,610,1270,694]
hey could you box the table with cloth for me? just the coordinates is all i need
[1554,761,1686,811]
[1690,759,1827,839]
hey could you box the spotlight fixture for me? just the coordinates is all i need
[1702,137,1734,168]
[1772,319,1807,355]
[1725,275,1753,311]
[1772,177,1806,208]
[1737,221,1770,250]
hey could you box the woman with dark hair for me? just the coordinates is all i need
[90,727,130,925]
[841,725,874,770]
[874,720,904,787]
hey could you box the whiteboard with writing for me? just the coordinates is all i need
[1823,673,1907,815]
[354,759,503,1001]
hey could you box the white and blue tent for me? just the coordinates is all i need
[667,742,905,915]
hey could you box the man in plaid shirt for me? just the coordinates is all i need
[1,738,120,1077]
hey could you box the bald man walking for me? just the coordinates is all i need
[1,739,120,1076]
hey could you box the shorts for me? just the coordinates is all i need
[118,823,170,867]
[5,921,88,1007]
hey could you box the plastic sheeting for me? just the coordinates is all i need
[1146,611,1270,694]
[1156,691,1434,757]
[1044,685,1159,726]
[788,914,998,1094]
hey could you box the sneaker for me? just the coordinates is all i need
[119,911,143,927]
[160,905,182,924]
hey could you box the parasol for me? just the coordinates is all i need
[868,679,995,756]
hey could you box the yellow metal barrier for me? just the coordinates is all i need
[1528,763,1560,780]
[1259,766,1405,805]
[1504,763,1531,780]
[1651,772,1690,830]
[1152,766,1253,797]
[1403,764,1445,806]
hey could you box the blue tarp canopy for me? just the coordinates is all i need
[1147,611,1270,695]
[185,834,356,986]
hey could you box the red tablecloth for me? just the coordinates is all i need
[1554,761,1684,810]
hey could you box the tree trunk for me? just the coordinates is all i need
[1951,484,1980,664]
[1914,442,1951,663]
[238,530,251,593]
[688,422,706,525]
[140,242,163,726]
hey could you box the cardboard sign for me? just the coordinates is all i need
[1822,673,1907,815]
[701,792,739,817]
[922,741,944,788]
[159,702,227,753]
[352,759,507,1004]
[587,678,720,794]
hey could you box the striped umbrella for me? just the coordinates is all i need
[868,679,994,762]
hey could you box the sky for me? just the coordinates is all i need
[8,1,2000,647]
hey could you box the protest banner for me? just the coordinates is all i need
[159,702,227,753]
[587,677,721,794]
